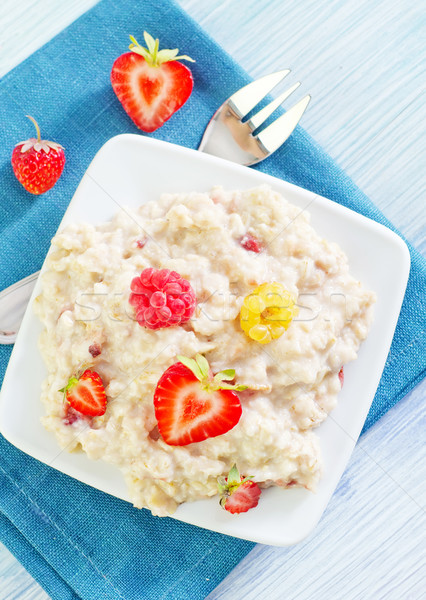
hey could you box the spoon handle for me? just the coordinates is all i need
[0,271,40,344]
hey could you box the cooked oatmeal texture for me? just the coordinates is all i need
[34,185,376,516]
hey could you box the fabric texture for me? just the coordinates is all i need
[0,0,424,598]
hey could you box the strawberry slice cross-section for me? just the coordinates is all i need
[111,31,194,133]
[153,354,245,446]
[60,369,107,417]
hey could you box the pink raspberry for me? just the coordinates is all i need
[129,268,196,330]
[240,233,262,253]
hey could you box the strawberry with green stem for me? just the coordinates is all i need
[153,354,246,446]
[11,115,65,195]
[111,31,194,133]
[60,368,107,417]
[218,463,262,514]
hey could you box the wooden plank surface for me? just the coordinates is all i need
[0,0,424,599]
[207,384,425,600]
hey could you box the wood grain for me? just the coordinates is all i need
[0,1,424,599]
[0,543,49,600]
[207,383,426,600]
[180,0,425,254]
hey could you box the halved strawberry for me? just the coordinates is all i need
[60,369,107,417]
[218,464,261,514]
[111,32,194,133]
[153,354,245,446]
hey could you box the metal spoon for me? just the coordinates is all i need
[0,271,40,344]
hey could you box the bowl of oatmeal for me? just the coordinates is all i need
[0,135,409,545]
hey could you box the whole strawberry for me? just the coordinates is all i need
[11,115,65,195]
[218,464,261,514]
[111,32,194,132]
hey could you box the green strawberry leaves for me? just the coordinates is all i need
[129,32,195,67]
[176,353,208,381]
[217,463,254,497]
[176,354,247,392]
[59,376,79,396]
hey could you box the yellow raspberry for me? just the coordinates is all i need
[240,282,298,344]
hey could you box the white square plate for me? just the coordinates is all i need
[0,134,410,546]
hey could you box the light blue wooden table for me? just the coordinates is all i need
[0,1,424,599]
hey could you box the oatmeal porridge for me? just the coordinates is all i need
[34,185,376,516]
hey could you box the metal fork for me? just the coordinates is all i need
[199,70,310,165]
[0,70,310,344]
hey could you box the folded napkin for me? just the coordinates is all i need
[0,0,424,598]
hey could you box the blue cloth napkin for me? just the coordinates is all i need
[0,0,424,598]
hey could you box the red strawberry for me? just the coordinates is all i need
[153,354,245,446]
[338,366,344,387]
[111,32,194,133]
[11,115,65,194]
[218,464,261,514]
[60,369,107,417]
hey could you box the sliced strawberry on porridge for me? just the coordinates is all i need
[60,369,107,417]
[153,354,246,445]
[218,464,261,514]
